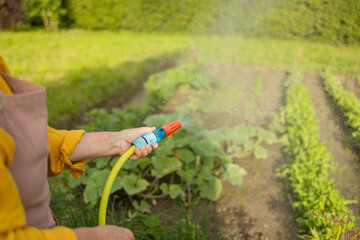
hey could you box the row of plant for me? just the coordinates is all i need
[272,70,356,239]
[322,71,360,148]
[66,63,277,215]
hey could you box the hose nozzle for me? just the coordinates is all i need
[161,120,181,136]
[132,120,182,149]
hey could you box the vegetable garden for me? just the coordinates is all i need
[2,31,360,239]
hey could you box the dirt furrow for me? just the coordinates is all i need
[205,65,298,240]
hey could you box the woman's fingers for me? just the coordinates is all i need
[130,144,155,160]
[146,144,153,154]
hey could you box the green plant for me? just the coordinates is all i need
[50,178,233,239]
[144,62,218,108]
[322,71,360,148]
[307,211,360,240]
[273,69,356,239]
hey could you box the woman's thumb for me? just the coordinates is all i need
[137,127,156,136]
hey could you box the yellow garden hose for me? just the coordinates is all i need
[97,121,181,225]
[98,145,136,225]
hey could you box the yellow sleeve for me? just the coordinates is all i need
[0,56,13,95]
[0,56,11,75]
[47,127,87,178]
[0,128,77,240]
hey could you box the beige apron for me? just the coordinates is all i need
[0,72,57,229]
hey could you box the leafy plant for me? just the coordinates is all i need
[307,211,360,240]
[144,62,218,108]
[273,69,356,239]
[322,71,360,148]
[78,107,276,207]
[73,101,278,210]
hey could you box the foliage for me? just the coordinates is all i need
[322,71,360,148]
[273,69,356,239]
[70,0,268,34]
[78,62,216,132]
[77,106,278,209]
[51,187,233,240]
[144,62,218,107]
[307,211,360,240]
[262,0,360,44]
[22,0,67,30]
[21,0,359,44]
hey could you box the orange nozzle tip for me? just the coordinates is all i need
[161,120,181,136]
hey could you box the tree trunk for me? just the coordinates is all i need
[0,0,25,30]
[41,9,58,31]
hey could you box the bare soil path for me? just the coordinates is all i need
[193,65,298,239]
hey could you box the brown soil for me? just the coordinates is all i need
[201,65,298,239]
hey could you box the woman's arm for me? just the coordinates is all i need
[69,127,158,162]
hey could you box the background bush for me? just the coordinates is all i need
[20,0,360,43]
[262,0,360,44]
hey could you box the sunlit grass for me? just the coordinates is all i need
[192,35,360,75]
[0,30,190,85]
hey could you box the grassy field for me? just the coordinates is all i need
[0,30,189,127]
[192,36,360,75]
[1,30,359,127]
[0,30,189,84]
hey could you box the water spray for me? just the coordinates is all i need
[98,121,182,225]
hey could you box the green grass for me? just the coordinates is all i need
[192,35,360,75]
[1,30,359,127]
[0,30,189,84]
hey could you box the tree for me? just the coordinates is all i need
[22,0,66,31]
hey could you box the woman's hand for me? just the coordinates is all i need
[74,225,135,240]
[69,127,158,162]
[113,127,159,160]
